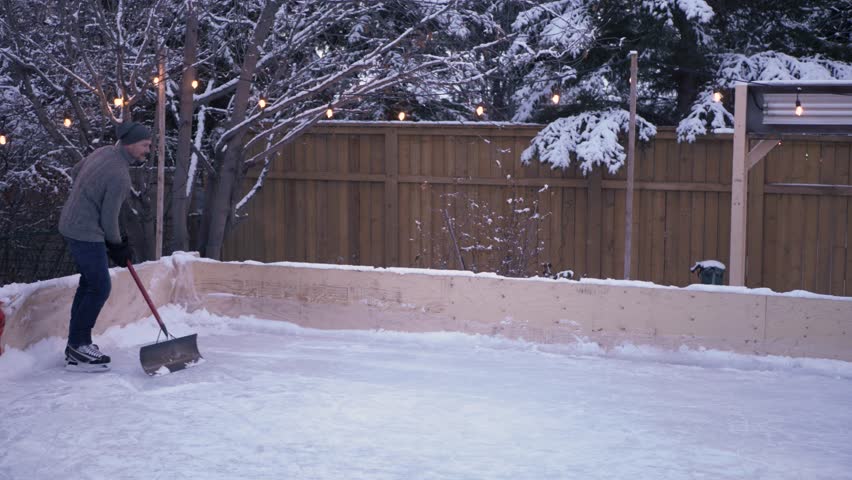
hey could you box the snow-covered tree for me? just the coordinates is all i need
[1,0,506,260]
[2,0,850,272]
[181,0,505,258]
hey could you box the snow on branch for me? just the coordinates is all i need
[521,109,657,175]
[642,0,714,24]
[718,51,852,84]
[677,51,852,142]
[676,89,733,143]
[510,63,577,123]
[511,1,595,58]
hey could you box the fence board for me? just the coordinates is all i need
[690,141,707,283]
[746,139,768,288]
[840,144,852,296]
[226,124,852,296]
[588,169,602,278]
[789,142,809,291]
[602,188,615,279]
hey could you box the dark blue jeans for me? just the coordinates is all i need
[65,237,112,347]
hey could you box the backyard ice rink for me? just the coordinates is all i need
[2,306,852,480]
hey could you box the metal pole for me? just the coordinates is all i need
[155,48,166,259]
[624,51,638,279]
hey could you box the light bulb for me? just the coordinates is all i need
[551,93,560,104]
[113,97,123,107]
[0,135,6,145]
[191,79,199,90]
[795,99,803,116]
[713,91,723,102]
[258,98,267,109]
[153,76,160,85]
[397,111,406,121]
[64,117,72,128]
[326,107,334,119]
[475,105,485,117]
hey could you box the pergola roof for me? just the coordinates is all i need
[743,80,852,135]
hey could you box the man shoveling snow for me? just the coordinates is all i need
[58,121,151,372]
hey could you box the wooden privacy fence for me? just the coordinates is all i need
[224,122,852,296]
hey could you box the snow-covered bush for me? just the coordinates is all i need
[413,186,548,278]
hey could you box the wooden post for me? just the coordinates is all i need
[624,51,638,279]
[155,48,166,259]
[729,83,749,285]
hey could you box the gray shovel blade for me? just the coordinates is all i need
[140,334,203,376]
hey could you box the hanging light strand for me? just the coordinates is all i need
[795,88,803,116]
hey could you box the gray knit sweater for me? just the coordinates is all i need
[59,145,133,244]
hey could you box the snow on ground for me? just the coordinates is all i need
[2,307,852,480]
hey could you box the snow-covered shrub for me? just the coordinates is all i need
[413,186,549,278]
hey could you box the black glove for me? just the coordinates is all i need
[106,237,134,267]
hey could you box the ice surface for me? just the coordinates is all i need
[1,306,851,479]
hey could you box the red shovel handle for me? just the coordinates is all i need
[126,260,170,338]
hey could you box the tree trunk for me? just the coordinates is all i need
[201,0,282,259]
[672,9,705,119]
[171,0,198,253]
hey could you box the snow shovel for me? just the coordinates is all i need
[126,260,203,376]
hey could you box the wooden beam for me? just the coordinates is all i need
[729,83,749,286]
[624,51,638,279]
[602,181,730,193]
[746,139,781,171]
[765,183,852,197]
[249,172,735,193]
[260,172,386,182]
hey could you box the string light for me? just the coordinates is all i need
[795,88,803,116]
[325,106,334,119]
[113,97,123,107]
[551,91,560,104]
[475,104,485,117]
[153,76,160,85]
[713,91,723,102]
[0,134,6,146]
[397,111,406,121]
[64,117,72,128]
[191,79,199,90]
[258,98,267,109]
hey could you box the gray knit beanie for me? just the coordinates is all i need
[116,122,152,145]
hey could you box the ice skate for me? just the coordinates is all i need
[65,344,111,373]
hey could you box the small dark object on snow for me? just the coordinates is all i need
[690,260,726,285]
